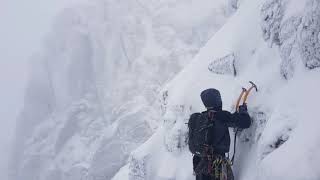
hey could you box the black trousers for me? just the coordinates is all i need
[193,155,231,180]
[193,156,214,180]
[196,174,214,180]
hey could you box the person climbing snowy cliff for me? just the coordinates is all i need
[188,88,251,180]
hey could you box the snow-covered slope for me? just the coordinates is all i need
[113,0,320,179]
[10,0,234,180]
[11,0,320,179]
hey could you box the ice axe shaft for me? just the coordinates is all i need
[235,81,258,112]
[235,88,247,112]
[242,81,258,104]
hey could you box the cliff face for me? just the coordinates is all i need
[11,0,320,180]
[114,0,320,180]
[10,1,232,180]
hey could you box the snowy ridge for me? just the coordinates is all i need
[10,0,320,179]
[114,0,320,179]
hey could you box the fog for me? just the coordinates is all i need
[0,0,77,179]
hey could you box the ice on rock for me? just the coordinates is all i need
[164,126,188,153]
[208,53,236,76]
[87,107,153,180]
[160,90,169,116]
[128,154,148,180]
[279,16,302,79]
[261,0,284,46]
[229,0,239,10]
[299,0,320,69]
[164,105,190,153]
[262,0,320,79]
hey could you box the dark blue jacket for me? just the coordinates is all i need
[205,110,251,153]
[192,109,251,171]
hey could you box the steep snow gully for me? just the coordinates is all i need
[10,0,320,180]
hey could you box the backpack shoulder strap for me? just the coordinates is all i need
[202,111,216,123]
[191,112,201,117]
[188,113,202,128]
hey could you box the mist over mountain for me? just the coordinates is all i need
[9,0,320,180]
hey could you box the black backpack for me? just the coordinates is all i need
[188,112,214,157]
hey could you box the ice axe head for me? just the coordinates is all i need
[243,81,258,104]
[249,81,258,92]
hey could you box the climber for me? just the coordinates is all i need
[188,88,251,180]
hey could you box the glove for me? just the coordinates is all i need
[238,103,248,113]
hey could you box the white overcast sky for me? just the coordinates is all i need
[0,0,81,178]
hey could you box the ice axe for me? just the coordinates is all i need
[242,81,258,104]
[235,87,247,112]
[235,81,258,112]
[231,81,258,164]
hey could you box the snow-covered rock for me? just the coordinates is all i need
[114,0,320,180]
[128,154,148,180]
[208,53,237,76]
[279,15,302,79]
[10,0,320,180]
[10,0,232,180]
[299,0,320,69]
[261,0,283,46]
[261,0,320,79]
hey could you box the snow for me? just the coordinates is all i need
[114,0,320,179]
[9,0,233,180]
[8,0,320,180]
